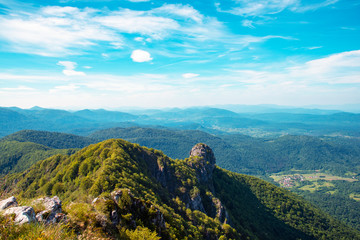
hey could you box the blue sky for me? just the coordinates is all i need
[0,0,359,109]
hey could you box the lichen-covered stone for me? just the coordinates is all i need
[33,196,62,223]
[3,206,37,224]
[0,196,18,210]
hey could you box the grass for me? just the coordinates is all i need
[349,193,360,201]
[0,214,76,240]
[299,182,335,193]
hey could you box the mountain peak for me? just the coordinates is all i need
[188,143,216,186]
[189,143,216,166]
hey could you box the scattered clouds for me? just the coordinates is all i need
[0,3,292,57]
[216,0,339,16]
[1,50,359,108]
[57,61,86,76]
[182,73,199,79]
[131,49,153,62]
[0,6,118,56]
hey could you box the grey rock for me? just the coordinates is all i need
[0,196,18,210]
[3,206,37,224]
[33,196,62,223]
[189,192,206,213]
[189,143,216,188]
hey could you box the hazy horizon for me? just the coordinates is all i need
[0,0,359,109]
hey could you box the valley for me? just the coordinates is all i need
[1,106,360,239]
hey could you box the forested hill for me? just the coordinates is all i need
[1,130,97,149]
[0,140,75,176]
[90,127,360,176]
[1,139,359,239]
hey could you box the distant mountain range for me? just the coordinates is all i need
[1,106,360,138]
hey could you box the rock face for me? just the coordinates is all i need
[189,143,216,184]
[3,206,37,224]
[33,196,63,223]
[187,144,231,224]
[0,196,18,210]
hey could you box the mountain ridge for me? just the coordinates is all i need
[1,138,359,239]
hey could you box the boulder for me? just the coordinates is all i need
[3,206,37,224]
[0,196,18,210]
[33,196,62,223]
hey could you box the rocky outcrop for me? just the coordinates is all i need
[91,189,166,235]
[187,144,231,224]
[189,191,206,213]
[33,196,64,224]
[0,195,67,225]
[188,143,216,185]
[0,196,18,210]
[3,206,37,224]
[111,188,166,231]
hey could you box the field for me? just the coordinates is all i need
[270,171,358,191]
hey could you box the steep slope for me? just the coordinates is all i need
[2,139,359,239]
[2,130,97,149]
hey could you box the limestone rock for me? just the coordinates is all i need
[0,196,18,210]
[3,206,37,224]
[33,196,62,223]
[189,143,216,185]
[190,143,216,166]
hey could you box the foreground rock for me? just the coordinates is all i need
[3,206,37,224]
[33,196,65,224]
[0,196,18,210]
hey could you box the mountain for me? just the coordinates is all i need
[2,130,97,149]
[73,109,138,122]
[89,127,247,173]
[0,140,75,175]
[1,106,360,138]
[89,127,360,176]
[2,139,359,239]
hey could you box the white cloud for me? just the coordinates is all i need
[0,3,291,57]
[131,49,153,62]
[49,84,79,93]
[182,73,199,79]
[57,61,86,76]
[94,10,179,40]
[242,20,255,28]
[216,0,338,17]
[0,86,35,91]
[288,50,360,83]
[153,4,204,23]
[0,7,119,56]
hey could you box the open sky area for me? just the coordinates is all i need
[0,0,359,109]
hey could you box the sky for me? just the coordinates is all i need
[0,0,359,109]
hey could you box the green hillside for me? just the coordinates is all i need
[2,130,97,149]
[0,140,75,175]
[90,127,360,176]
[2,139,359,239]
